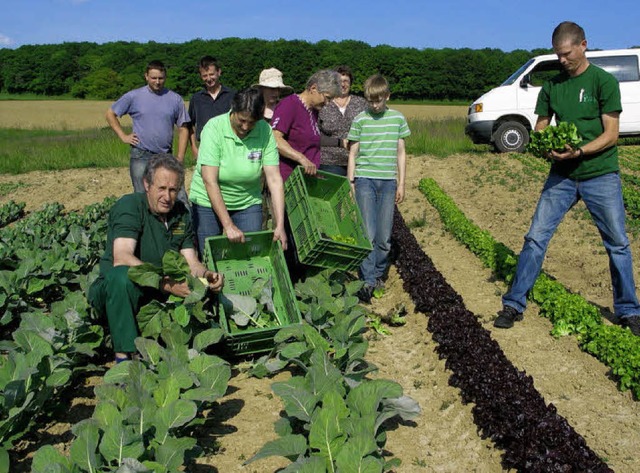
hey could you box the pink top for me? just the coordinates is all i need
[271,94,321,182]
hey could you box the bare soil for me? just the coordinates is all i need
[2,152,640,472]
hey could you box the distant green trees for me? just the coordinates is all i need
[0,38,549,101]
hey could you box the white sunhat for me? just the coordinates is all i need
[253,68,294,92]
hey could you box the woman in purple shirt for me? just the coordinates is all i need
[271,69,341,182]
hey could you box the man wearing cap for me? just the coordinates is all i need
[254,68,293,123]
[188,56,236,158]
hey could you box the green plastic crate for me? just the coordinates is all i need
[203,231,302,356]
[285,167,372,272]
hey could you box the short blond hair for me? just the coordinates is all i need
[364,74,390,101]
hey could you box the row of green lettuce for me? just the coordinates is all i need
[419,178,640,399]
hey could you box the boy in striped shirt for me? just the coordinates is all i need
[347,74,410,303]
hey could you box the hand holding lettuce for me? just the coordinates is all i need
[527,122,582,159]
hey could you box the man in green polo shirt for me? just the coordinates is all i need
[495,21,640,337]
[89,154,223,362]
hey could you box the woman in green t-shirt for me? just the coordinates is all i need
[189,87,287,256]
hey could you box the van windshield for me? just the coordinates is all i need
[501,59,534,86]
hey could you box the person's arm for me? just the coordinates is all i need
[396,138,406,204]
[181,247,224,292]
[263,164,287,250]
[534,115,551,132]
[551,112,620,161]
[176,125,189,163]
[347,141,359,194]
[113,237,143,267]
[106,108,139,146]
[272,129,317,175]
[201,165,245,243]
[189,125,199,159]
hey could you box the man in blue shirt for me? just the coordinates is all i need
[106,60,190,193]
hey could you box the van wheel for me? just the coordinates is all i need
[493,121,529,153]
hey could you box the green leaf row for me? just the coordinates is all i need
[247,270,421,472]
[30,251,232,473]
[0,200,114,464]
[419,177,640,399]
[0,198,115,324]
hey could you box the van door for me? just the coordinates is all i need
[590,55,640,135]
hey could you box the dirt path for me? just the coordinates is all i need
[3,153,640,472]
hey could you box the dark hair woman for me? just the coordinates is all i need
[188,87,287,255]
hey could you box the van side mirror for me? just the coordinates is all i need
[520,74,531,88]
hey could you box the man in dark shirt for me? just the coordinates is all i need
[88,154,224,362]
[495,21,640,337]
[188,56,236,158]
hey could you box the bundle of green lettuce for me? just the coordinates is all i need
[527,122,582,159]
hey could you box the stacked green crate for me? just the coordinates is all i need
[285,168,372,272]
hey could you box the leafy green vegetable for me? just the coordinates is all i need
[527,122,582,159]
[247,270,420,472]
[220,277,281,331]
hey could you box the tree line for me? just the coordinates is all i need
[0,38,553,101]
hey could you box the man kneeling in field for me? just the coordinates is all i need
[88,154,223,362]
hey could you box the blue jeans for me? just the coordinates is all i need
[192,203,263,258]
[503,172,640,318]
[319,164,347,177]
[130,147,189,208]
[130,147,154,193]
[355,178,397,286]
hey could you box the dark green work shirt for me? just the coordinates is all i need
[535,64,621,180]
[98,193,195,276]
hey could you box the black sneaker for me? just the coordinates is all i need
[494,306,523,329]
[357,285,374,304]
[621,316,640,336]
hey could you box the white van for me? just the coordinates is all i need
[465,49,640,152]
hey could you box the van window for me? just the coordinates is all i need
[501,59,534,86]
[528,60,562,87]
[590,55,639,82]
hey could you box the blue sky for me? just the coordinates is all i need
[1,0,639,52]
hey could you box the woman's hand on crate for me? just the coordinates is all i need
[273,225,288,251]
[224,223,246,244]
[300,157,317,176]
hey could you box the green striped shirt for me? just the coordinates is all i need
[347,108,410,180]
